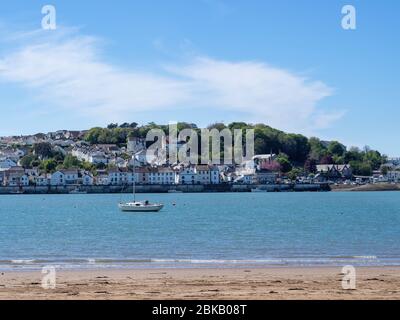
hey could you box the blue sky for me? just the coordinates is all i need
[0,0,399,155]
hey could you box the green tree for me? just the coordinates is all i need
[350,161,372,176]
[228,122,249,130]
[207,122,227,131]
[31,159,41,167]
[287,168,302,181]
[20,154,37,168]
[84,127,104,144]
[107,123,118,129]
[332,155,345,164]
[63,155,81,169]
[304,158,317,173]
[328,141,346,156]
[33,142,53,159]
[40,159,57,173]
[308,137,326,161]
[363,150,383,170]
[276,153,292,173]
[81,161,96,173]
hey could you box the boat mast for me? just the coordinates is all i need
[132,153,136,202]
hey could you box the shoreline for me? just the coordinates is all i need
[0,183,329,195]
[331,183,400,192]
[1,266,399,300]
[2,183,400,194]
[3,261,399,272]
[2,255,397,272]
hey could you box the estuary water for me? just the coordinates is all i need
[0,192,399,270]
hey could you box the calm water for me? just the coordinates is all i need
[0,192,399,270]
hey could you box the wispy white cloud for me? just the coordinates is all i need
[0,27,343,133]
[167,57,339,132]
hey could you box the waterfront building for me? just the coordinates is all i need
[95,174,109,186]
[119,167,134,185]
[107,168,123,185]
[60,169,79,184]
[36,174,50,186]
[387,171,400,182]
[135,167,150,184]
[195,165,211,185]
[210,165,221,184]
[148,167,176,185]
[176,165,197,185]
[50,171,65,186]
[2,166,29,186]
[81,172,94,185]
[316,164,352,180]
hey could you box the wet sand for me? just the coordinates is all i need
[0,267,399,300]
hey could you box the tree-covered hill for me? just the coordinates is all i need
[82,122,386,176]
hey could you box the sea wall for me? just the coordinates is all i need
[0,183,330,195]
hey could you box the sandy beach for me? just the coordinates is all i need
[0,266,399,300]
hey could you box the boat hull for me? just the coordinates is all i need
[118,203,164,212]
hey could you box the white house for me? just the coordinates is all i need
[89,152,108,165]
[119,168,134,185]
[195,165,211,185]
[36,174,49,186]
[174,165,220,185]
[176,166,197,185]
[387,171,400,182]
[148,167,176,185]
[82,172,94,185]
[61,169,79,184]
[50,171,65,186]
[0,158,17,170]
[107,168,123,185]
[96,174,109,186]
[71,147,88,162]
[72,147,109,165]
[209,166,221,184]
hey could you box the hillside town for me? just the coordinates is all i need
[0,126,397,192]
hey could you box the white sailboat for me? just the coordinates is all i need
[118,153,164,212]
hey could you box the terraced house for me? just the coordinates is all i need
[148,167,177,185]
[2,166,29,187]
